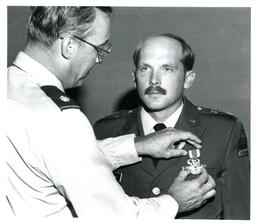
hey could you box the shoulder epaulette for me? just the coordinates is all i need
[238,125,248,157]
[41,85,79,111]
[100,109,136,121]
[196,106,237,120]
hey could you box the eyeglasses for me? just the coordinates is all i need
[72,35,112,64]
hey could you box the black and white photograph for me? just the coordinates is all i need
[2,0,255,221]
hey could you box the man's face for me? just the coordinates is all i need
[134,37,191,114]
[71,8,111,87]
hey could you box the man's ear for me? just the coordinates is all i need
[61,37,77,59]
[131,71,137,88]
[184,70,196,89]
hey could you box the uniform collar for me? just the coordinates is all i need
[13,51,64,92]
[141,102,184,135]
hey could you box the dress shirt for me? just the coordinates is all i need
[5,51,178,219]
[141,103,184,135]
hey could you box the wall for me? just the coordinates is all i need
[8,7,250,141]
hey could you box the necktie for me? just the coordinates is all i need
[154,123,167,132]
[152,123,167,167]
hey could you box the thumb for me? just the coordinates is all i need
[175,167,191,181]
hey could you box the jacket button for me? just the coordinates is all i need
[152,187,160,195]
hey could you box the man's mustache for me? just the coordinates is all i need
[145,85,166,95]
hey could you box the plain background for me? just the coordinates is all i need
[8,7,250,142]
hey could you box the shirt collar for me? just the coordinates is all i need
[141,102,184,135]
[13,51,64,92]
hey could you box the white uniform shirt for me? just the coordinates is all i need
[5,52,178,220]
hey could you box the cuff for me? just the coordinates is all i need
[97,134,142,170]
[155,194,179,219]
[131,194,178,220]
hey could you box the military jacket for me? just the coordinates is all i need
[94,97,250,219]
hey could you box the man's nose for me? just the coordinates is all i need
[150,70,161,85]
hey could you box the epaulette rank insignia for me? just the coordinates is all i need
[197,106,236,119]
[238,125,249,157]
[102,109,134,120]
[41,85,80,111]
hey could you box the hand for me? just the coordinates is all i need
[168,167,216,213]
[134,127,202,158]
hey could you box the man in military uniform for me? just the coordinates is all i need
[5,8,216,219]
[94,33,250,219]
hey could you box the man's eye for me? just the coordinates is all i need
[162,67,175,72]
[139,67,148,72]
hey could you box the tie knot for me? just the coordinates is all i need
[153,123,167,132]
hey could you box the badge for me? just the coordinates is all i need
[59,95,70,102]
[183,148,205,174]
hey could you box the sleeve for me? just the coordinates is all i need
[97,135,142,170]
[38,110,178,220]
[221,120,250,219]
[131,194,178,221]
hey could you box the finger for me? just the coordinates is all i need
[192,167,208,185]
[207,175,216,188]
[202,199,208,205]
[167,149,187,158]
[172,131,202,145]
[201,175,216,193]
[187,140,202,149]
[175,141,186,150]
[175,167,191,180]
[203,189,216,200]
[181,132,202,144]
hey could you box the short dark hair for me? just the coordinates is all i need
[27,6,112,47]
[133,33,195,72]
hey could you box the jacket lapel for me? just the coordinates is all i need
[136,107,156,175]
[155,97,207,175]
[118,107,155,175]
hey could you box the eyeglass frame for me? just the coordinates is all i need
[72,35,111,63]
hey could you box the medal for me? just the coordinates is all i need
[184,148,205,174]
[188,149,200,159]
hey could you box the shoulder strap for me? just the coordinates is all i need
[41,85,79,111]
